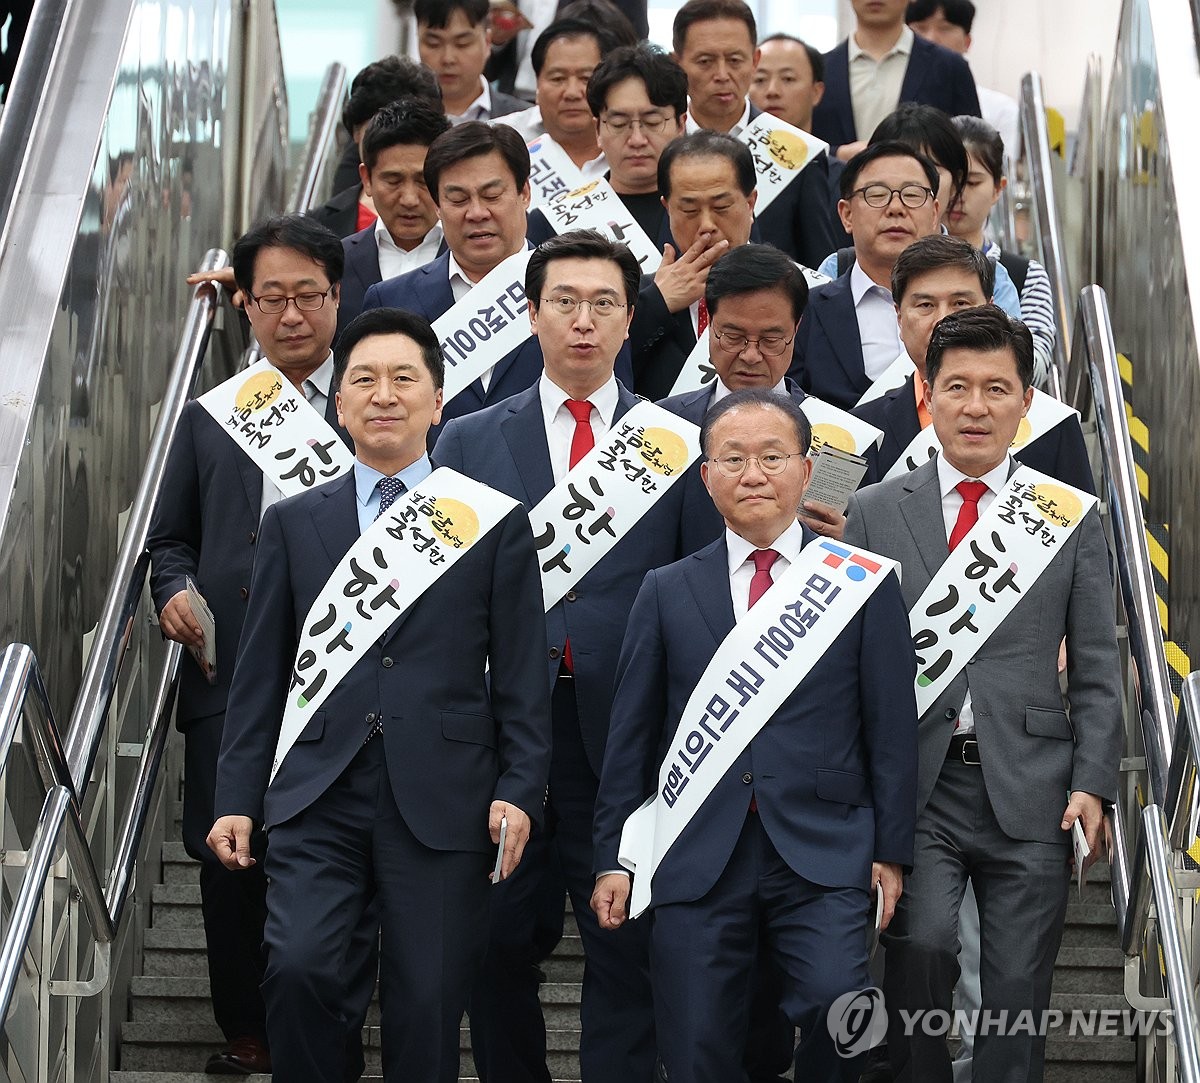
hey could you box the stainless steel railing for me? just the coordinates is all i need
[289,61,347,214]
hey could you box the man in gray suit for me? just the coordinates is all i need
[844,305,1121,1083]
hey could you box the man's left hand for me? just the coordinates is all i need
[800,499,846,540]
[489,800,531,880]
[1061,790,1104,869]
[872,861,903,930]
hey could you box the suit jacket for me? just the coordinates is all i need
[755,150,841,268]
[148,393,350,728]
[628,279,697,402]
[309,183,365,240]
[788,270,868,410]
[337,225,384,343]
[591,528,918,907]
[853,374,1096,493]
[490,89,530,119]
[843,457,1121,844]
[812,35,982,148]
[657,379,808,556]
[434,382,683,775]
[213,470,552,846]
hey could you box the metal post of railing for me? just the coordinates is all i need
[288,62,347,214]
[1020,72,1073,394]
[989,154,1019,254]
[1111,798,1132,937]
[1166,673,1200,851]
[62,251,227,797]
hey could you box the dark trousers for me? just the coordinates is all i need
[651,811,870,1083]
[182,712,269,1043]
[470,676,656,1082]
[883,757,1070,1083]
[263,735,490,1083]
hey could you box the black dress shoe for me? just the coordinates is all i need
[205,1036,272,1075]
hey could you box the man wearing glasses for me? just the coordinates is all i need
[149,215,352,1076]
[789,140,942,409]
[592,386,918,1083]
[436,230,676,1082]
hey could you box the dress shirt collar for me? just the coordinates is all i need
[449,77,492,123]
[538,371,621,433]
[685,97,752,136]
[304,353,335,401]
[448,239,531,295]
[375,215,443,261]
[353,454,434,510]
[848,24,913,63]
[725,518,807,579]
[936,452,1012,500]
[850,260,893,307]
[712,376,787,403]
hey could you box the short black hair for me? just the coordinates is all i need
[706,244,809,323]
[413,0,489,29]
[839,139,940,200]
[530,18,617,77]
[587,44,689,120]
[672,0,757,56]
[659,131,756,200]
[233,214,344,294]
[361,98,453,173]
[759,33,824,83]
[891,234,993,303]
[423,121,531,202]
[869,103,968,207]
[526,229,642,309]
[559,0,639,45]
[925,304,1035,391]
[953,113,1007,179]
[333,308,446,391]
[906,0,975,33]
[701,387,812,457]
[342,57,442,137]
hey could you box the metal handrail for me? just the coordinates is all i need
[288,61,347,214]
[1020,72,1072,397]
[1165,672,1200,853]
[989,153,1019,254]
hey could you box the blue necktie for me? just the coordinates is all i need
[375,476,406,519]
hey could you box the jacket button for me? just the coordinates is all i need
[565,590,578,602]
[968,657,976,665]
[366,713,376,724]
[248,531,256,543]
[944,708,956,720]
[382,657,393,668]
[239,587,249,600]
[741,772,753,784]
[549,646,560,660]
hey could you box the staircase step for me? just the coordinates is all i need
[148,883,203,930]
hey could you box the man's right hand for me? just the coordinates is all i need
[159,590,204,649]
[835,140,869,163]
[187,266,244,308]
[591,872,631,930]
[207,816,256,870]
[653,235,731,314]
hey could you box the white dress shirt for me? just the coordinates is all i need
[935,453,1012,734]
[685,97,752,137]
[726,519,807,622]
[538,372,621,482]
[448,78,493,125]
[850,262,901,380]
[375,217,443,281]
[848,25,913,142]
[500,104,545,143]
[260,353,335,518]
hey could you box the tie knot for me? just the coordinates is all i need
[376,476,407,517]
[751,549,780,575]
[956,480,988,504]
[566,399,593,423]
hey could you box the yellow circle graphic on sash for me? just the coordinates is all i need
[641,428,691,475]
[810,423,855,454]
[564,180,600,200]
[1010,417,1033,448]
[235,371,283,414]
[765,130,810,171]
[1031,484,1084,528]
[428,498,480,548]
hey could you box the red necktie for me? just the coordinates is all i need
[746,549,778,812]
[562,400,595,671]
[948,481,988,551]
[696,298,709,336]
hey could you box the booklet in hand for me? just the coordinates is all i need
[804,446,868,514]
[185,577,218,685]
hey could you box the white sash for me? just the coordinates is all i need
[531,402,700,610]
[618,537,898,917]
[883,388,1080,481]
[543,177,663,273]
[909,466,1096,716]
[803,396,884,457]
[198,360,354,497]
[736,113,830,214]
[527,136,586,209]
[855,353,916,408]
[269,468,519,781]
[433,249,535,407]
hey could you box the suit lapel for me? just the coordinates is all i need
[310,472,361,567]
[682,541,736,645]
[899,458,947,579]
[234,446,263,515]
[899,38,931,101]
[500,388,555,505]
[813,278,868,393]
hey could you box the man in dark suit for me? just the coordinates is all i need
[436,231,674,1082]
[149,215,352,1076]
[855,235,1094,493]
[592,387,919,1083]
[812,0,980,158]
[207,306,552,1083]
[844,307,1121,1083]
[789,141,941,409]
[336,98,452,342]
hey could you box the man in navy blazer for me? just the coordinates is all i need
[149,215,353,1076]
[592,388,918,1082]
[812,0,979,154]
[789,141,941,409]
[436,232,675,1082]
[208,307,551,1083]
[362,121,590,442]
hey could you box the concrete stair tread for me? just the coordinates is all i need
[143,927,207,950]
